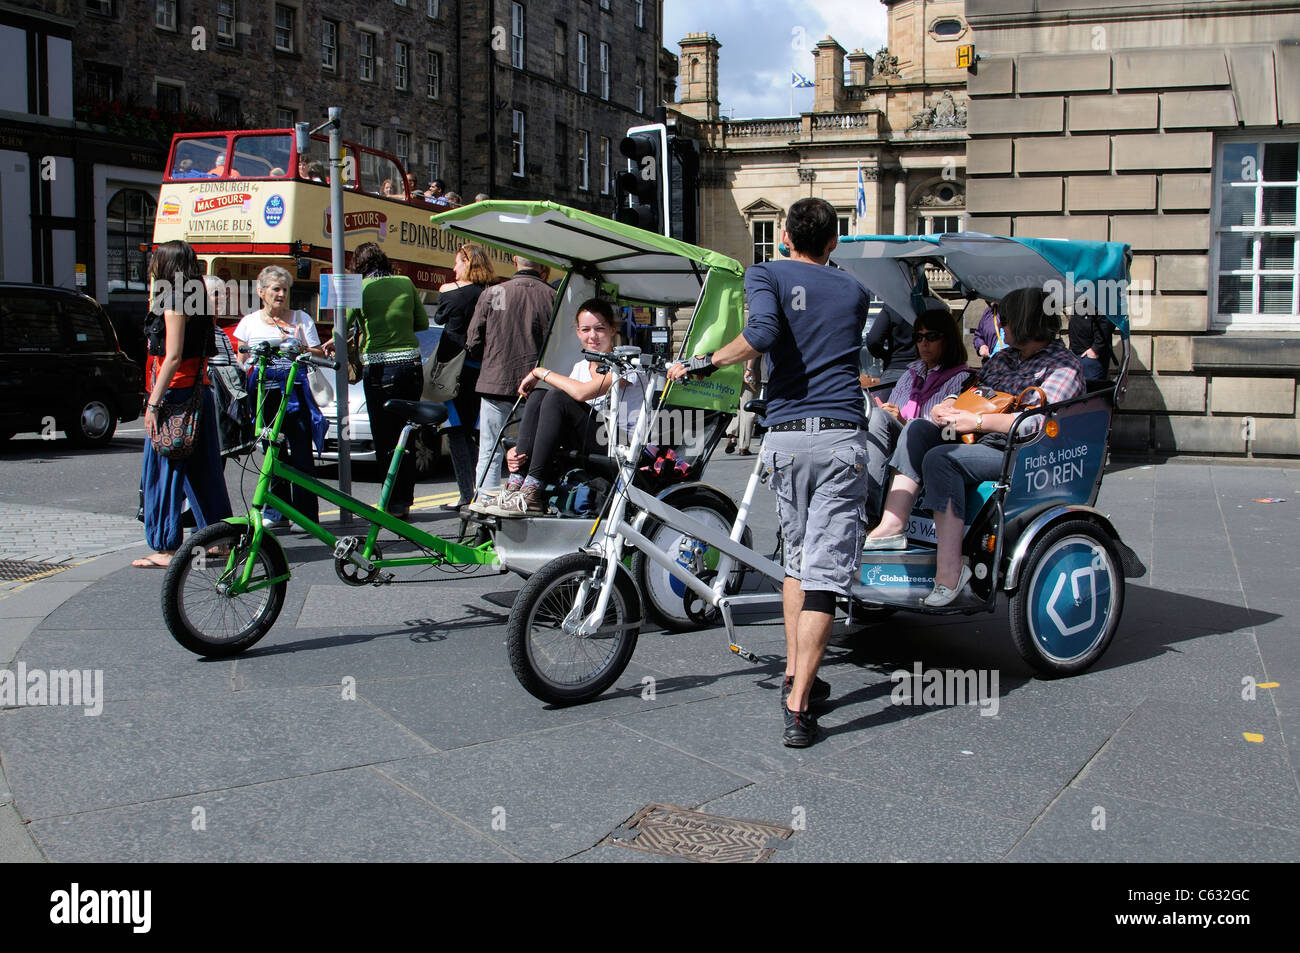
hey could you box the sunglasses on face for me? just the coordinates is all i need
[914,331,946,343]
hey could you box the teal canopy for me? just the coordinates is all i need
[830,232,1132,335]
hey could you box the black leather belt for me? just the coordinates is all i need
[768,417,862,433]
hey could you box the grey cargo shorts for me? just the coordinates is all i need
[760,423,869,596]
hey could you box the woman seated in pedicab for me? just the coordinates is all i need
[863,287,1085,607]
[865,305,974,526]
[485,298,644,518]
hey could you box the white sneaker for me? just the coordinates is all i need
[923,563,973,607]
[467,488,513,515]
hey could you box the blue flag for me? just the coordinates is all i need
[791,72,814,88]
[856,161,867,219]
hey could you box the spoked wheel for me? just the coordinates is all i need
[630,489,749,631]
[161,521,289,658]
[1008,519,1124,677]
[507,552,642,705]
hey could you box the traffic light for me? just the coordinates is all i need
[667,136,699,246]
[615,123,668,235]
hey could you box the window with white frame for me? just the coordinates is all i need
[599,42,610,100]
[427,50,442,98]
[276,107,297,128]
[426,138,441,181]
[155,0,176,30]
[924,214,960,234]
[216,0,236,46]
[753,220,775,264]
[274,5,296,53]
[321,19,338,71]
[511,3,525,70]
[427,0,440,17]
[1215,137,1300,328]
[577,32,588,93]
[360,123,377,182]
[599,136,610,194]
[636,0,645,29]
[578,129,590,191]
[512,109,526,177]
[395,41,409,89]
[635,60,645,113]
[359,31,375,81]
[600,0,610,9]
[395,131,410,172]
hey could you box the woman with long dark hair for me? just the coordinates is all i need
[134,240,232,568]
[432,243,495,510]
[347,242,428,518]
[864,307,973,525]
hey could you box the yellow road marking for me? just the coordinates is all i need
[318,490,461,519]
[1258,682,1280,689]
[1243,732,1264,743]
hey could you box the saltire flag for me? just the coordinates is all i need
[791,72,814,88]
[856,161,867,219]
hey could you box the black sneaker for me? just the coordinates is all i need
[781,675,831,707]
[782,706,819,748]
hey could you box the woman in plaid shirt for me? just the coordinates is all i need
[864,287,1084,607]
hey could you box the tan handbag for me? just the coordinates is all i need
[951,385,1047,444]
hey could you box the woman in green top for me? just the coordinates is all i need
[346,242,428,518]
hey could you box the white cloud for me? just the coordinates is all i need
[663,0,889,118]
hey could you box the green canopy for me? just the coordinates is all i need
[431,200,744,307]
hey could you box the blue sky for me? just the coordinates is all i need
[662,0,890,119]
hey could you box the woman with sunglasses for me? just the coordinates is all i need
[865,307,973,525]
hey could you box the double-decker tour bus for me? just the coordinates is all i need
[151,127,515,331]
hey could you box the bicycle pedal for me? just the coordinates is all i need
[333,536,360,560]
[728,643,759,663]
[372,572,396,586]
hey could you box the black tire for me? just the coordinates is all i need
[64,394,116,448]
[1008,519,1124,677]
[507,552,642,705]
[162,521,289,658]
[630,488,749,631]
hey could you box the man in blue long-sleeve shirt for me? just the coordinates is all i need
[668,198,871,747]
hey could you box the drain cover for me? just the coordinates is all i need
[605,804,793,863]
[0,560,66,583]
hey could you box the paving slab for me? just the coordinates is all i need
[0,686,433,819]
[1006,786,1300,862]
[1073,698,1300,832]
[28,766,514,863]
[375,721,752,862]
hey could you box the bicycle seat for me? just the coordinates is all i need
[744,399,768,416]
[384,400,449,427]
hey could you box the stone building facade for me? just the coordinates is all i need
[965,0,1300,457]
[673,0,971,273]
[3,0,669,316]
[457,0,665,216]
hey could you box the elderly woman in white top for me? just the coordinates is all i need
[232,265,326,529]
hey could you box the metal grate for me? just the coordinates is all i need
[0,560,67,583]
[604,804,793,863]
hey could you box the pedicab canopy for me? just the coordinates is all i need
[431,200,746,412]
[829,232,1132,338]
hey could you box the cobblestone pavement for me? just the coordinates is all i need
[0,502,144,583]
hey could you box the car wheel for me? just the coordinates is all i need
[65,395,117,448]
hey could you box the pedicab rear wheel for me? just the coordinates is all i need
[1008,519,1123,677]
[507,552,642,705]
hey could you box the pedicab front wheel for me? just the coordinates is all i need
[507,552,642,705]
[161,521,289,658]
[1008,519,1124,677]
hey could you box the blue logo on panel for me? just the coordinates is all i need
[264,195,285,227]
[1029,541,1113,661]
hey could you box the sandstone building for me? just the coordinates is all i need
[965,0,1300,456]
